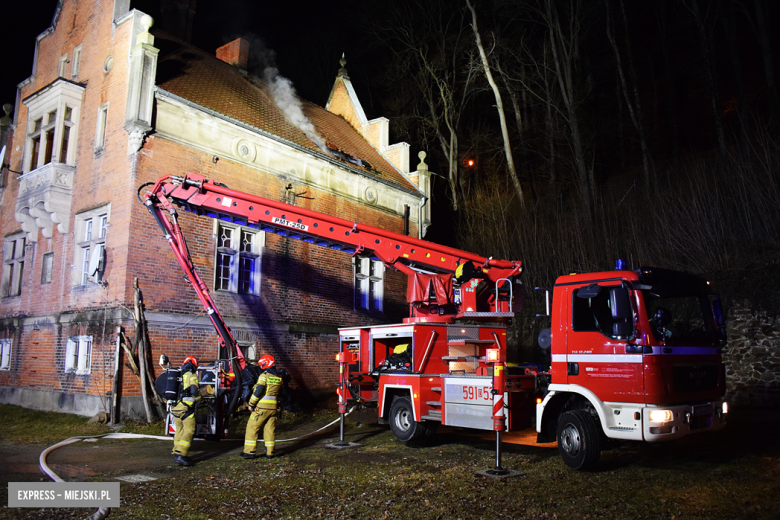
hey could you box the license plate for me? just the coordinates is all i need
[693,404,712,417]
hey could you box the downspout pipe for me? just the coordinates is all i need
[418,196,428,240]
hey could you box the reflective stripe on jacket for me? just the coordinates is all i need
[180,370,201,404]
[248,370,283,411]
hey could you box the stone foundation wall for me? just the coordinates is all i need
[722,303,780,408]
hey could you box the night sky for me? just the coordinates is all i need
[3,1,360,118]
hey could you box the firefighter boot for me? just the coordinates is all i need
[240,452,255,460]
[174,455,194,466]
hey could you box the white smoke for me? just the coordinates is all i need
[237,35,330,155]
[262,66,329,153]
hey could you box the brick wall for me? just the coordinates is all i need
[1,0,417,414]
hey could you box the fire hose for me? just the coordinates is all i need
[39,408,356,519]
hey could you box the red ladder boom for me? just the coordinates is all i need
[142,172,523,325]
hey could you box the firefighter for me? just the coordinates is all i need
[171,355,200,466]
[242,354,283,460]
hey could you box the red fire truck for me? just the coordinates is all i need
[143,173,727,470]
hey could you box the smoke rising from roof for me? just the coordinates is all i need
[242,35,330,155]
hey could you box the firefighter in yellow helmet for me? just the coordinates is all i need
[242,355,283,459]
[171,356,200,466]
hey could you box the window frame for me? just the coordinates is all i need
[22,79,84,173]
[354,256,384,312]
[65,336,92,375]
[41,252,54,284]
[571,285,631,340]
[58,54,68,77]
[2,234,26,298]
[0,339,11,371]
[213,222,263,296]
[71,45,82,78]
[94,102,109,153]
[73,206,109,286]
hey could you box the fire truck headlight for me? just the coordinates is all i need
[722,402,728,414]
[649,410,673,423]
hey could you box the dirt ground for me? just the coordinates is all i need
[2,407,779,519]
[0,414,549,487]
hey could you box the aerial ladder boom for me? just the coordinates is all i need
[142,173,523,327]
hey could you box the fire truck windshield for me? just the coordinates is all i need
[642,292,718,345]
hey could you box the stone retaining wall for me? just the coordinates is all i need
[722,303,780,408]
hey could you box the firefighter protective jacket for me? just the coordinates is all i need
[180,370,201,405]
[248,368,283,411]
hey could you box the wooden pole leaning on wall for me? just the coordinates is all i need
[134,278,154,423]
[133,278,167,421]
[110,325,123,425]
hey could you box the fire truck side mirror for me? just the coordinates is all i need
[610,288,634,339]
[610,288,632,320]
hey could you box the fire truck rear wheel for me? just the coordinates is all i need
[389,397,425,442]
[557,410,601,470]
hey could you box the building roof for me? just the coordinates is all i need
[153,33,416,193]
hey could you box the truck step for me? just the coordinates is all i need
[426,401,441,407]
[441,355,482,362]
[431,387,441,392]
[421,412,441,421]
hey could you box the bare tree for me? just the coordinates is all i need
[605,0,654,188]
[367,0,479,211]
[544,0,596,211]
[684,0,727,155]
[752,0,778,118]
[465,0,526,209]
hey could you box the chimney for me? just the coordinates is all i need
[216,38,249,71]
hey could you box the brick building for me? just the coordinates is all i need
[0,0,431,418]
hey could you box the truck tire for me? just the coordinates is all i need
[389,397,425,442]
[557,410,601,470]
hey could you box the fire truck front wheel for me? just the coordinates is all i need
[389,397,426,442]
[556,410,601,470]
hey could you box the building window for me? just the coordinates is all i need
[41,252,54,284]
[71,45,82,78]
[2,234,26,297]
[214,223,262,295]
[73,207,109,286]
[94,103,108,152]
[0,339,11,370]
[243,342,257,362]
[23,79,84,172]
[65,336,92,374]
[58,54,68,77]
[354,257,384,312]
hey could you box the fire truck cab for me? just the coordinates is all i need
[536,267,728,469]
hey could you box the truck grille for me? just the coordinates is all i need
[672,363,719,393]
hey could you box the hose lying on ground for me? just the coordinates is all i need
[40,408,356,519]
[40,433,175,520]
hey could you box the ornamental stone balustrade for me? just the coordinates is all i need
[14,161,74,242]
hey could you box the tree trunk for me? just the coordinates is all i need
[722,2,750,152]
[546,0,593,211]
[466,0,526,209]
[753,0,778,117]
[499,63,537,203]
[657,2,680,162]
[689,0,727,155]
[606,0,654,187]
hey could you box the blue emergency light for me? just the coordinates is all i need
[615,259,627,270]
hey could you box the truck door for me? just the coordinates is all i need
[568,283,644,403]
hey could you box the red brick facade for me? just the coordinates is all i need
[0,1,427,417]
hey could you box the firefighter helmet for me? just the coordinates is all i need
[182,356,198,368]
[258,355,275,369]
